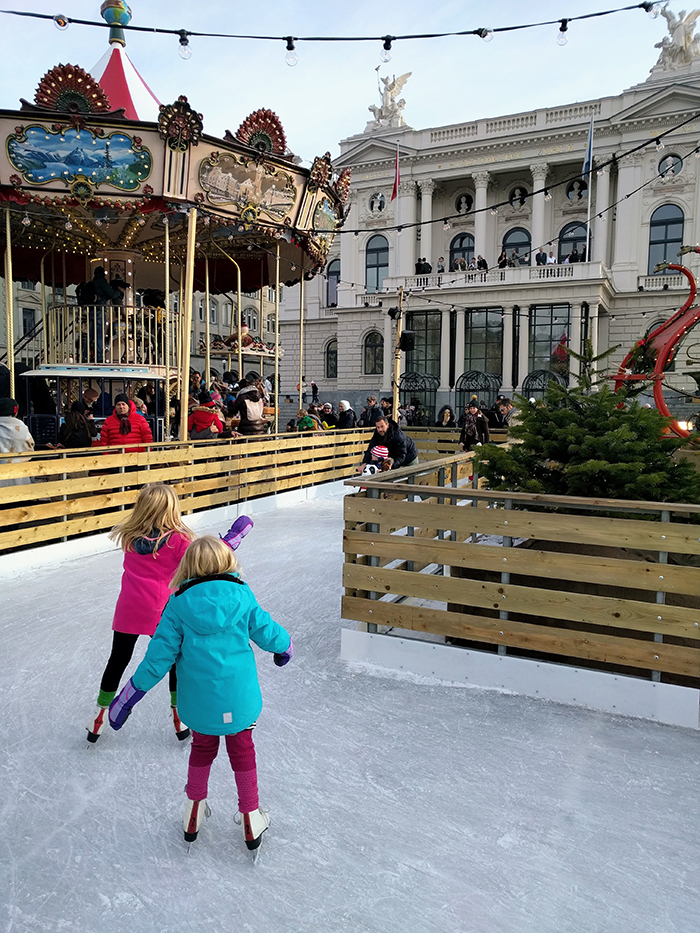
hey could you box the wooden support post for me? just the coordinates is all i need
[4,206,15,396]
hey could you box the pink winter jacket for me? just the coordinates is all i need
[112,531,191,636]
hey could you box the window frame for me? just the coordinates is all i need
[365,235,389,294]
[449,233,475,270]
[325,338,338,379]
[648,203,684,275]
[503,227,532,266]
[363,330,384,375]
[326,258,340,307]
[405,310,441,377]
[464,307,504,376]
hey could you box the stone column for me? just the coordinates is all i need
[337,191,357,307]
[397,180,418,277]
[382,310,393,393]
[516,306,530,392]
[611,151,644,291]
[418,180,435,270]
[439,306,451,391]
[529,162,549,264]
[454,307,466,379]
[501,307,514,394]
[472,171,490,261]
[593,157,612,266]
[569,302,582,380]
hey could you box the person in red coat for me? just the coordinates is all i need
[98,394,153,452]
[187,390,224,440]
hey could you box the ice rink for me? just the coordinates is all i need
[1,483,699,933]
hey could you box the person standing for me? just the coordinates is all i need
[337,400,356,429]
[0,397,34,486]
[321,402,338,428]
[535,247,547,266]
[57,400,97,449]
[229,380,267,435]
[358,395,383,427]
[459,401,490,451]
[98,394,153,452]
[108,535,293,851]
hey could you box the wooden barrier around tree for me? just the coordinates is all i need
[342,472,700,686]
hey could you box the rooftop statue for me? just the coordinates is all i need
[366,71,412,131]
[653,5,700,69]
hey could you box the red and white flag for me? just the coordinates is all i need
[390,143,400,201]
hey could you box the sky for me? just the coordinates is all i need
[0,1,678,166]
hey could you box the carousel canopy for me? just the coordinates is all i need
[90,45,160,123]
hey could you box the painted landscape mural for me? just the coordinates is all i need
[199,153,297,218]
[7,126,152,190]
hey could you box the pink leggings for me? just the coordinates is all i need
[186,729,259,813]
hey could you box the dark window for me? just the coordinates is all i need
[406,311,441,377]
[326,259,340,307]
[509,186,528,207]
[366,235,389,293]
[648,204,684,274]
[503,227,531,266]
[528,303,571,380]
[22,307,35,336]
[558,222,588,262]
[465,308,503,375]
[364,331,384,375]
[566,179,587,201]
[325,338,338,379]
[658,154,682,178]
[449,233,474,270]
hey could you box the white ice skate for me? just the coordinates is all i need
[86,705,109,744]
[172,707,191,742]
[241,808,270,854]
[183,798,210,843]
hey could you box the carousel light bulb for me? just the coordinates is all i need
[65,220,72,230]
[557,20,568,45]
[178,31,192,60]
[380,36,393,63]
[477,28,494,42]
[285,37,298,66]
[21,212,30,227]
[54,13,69,30]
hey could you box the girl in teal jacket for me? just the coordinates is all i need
[109,535,293,852]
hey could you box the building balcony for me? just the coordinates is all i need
[377,261,609,294]
[637,274,687,291]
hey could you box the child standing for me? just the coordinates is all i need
[109,535,293,852]
[87,484,194,744]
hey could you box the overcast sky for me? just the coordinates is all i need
[0,1,676,164]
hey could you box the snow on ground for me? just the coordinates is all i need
[1,484,699,933]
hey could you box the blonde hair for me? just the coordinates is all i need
[171,535,239,589]
[110,484,194,555]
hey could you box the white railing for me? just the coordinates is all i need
[379,262,608,293]
[638,275,687,291]
[355,293,385,307]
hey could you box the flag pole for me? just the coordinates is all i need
[584,117,594,262]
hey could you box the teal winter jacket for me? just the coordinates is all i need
[132,575,291,735]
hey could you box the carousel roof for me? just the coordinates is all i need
[90,44,160,123]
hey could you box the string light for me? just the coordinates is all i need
[557,19,569,45]
[443,220,450,231]
[285,37,298,66]
[380,36,393,63]
[642,2,662,17]
[21,212,30,226]
[655,137,665,151]
[178,30,192,60]
[64,220,72,230]
[477,28,494,42]
[544,189,552,201]
[490,207,498,215]
[53,13,68,30]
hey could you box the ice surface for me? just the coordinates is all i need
[1,484,699,933]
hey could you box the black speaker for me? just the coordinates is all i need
[399,331,415,352]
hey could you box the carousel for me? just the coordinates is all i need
[0,1,349,440]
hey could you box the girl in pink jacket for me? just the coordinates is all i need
[86,483,194,743]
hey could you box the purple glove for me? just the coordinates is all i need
[109,678,146,730]
[221,515,253,551]
[274,637,294,667]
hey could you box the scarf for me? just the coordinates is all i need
[118,412,132,435]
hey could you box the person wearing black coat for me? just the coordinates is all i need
[358,395,383,427]
[337,400,356,429]
[435,405,456,428]
[57,401,98,449]
[358,416,419,471]
[459,402,490,451]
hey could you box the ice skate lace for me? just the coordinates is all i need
[234,806,269,825]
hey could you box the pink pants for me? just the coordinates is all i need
[185,729,259,813]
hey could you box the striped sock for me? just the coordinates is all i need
[170,691,177,708]
[97,689,116,708]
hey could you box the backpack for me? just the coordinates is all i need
[76,281,97,305]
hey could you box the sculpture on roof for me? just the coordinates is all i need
[366,72,412,131]
[653,5,700,69]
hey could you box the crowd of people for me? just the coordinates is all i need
[414,244,588,277]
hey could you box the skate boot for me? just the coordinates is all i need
[172,706,191,742]
[241,808,270,851]
[183,798,210,842]
[86,706,109,744]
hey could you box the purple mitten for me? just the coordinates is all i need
[109,678,146,730]
[274,637,294,667]
[220,515,254,551]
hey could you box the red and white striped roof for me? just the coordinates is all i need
[90,44,160,123]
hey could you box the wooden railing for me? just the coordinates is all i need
[0,429,372,553]
[342,475,700,686]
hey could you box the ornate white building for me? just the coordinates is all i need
[280,26,700,421]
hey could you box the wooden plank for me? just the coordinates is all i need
[342,562,700,639]
[0,508,118,550]
[343,496,700,556]
[341,596,700,678]
[0,446,195,481]
[342,530,700,595]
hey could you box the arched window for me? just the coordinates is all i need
[558,222,588,263]
[450,233,474,270]
[210,299,218,325]
[325,338,338,379]
[364,331,384,375]
[503,227,531,265]
[648,204,684,274]
[326,258,340,307]
[366,235,389,293]
[243,307,258,332]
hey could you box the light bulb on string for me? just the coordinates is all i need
[53,13,69,30]
[178,31,192,60]
[285,37,298,67]
[694,146,700,159]
[477,28,494,42]
[21,212,30,227]
[396,227,403,236]
[443,220,450,231]
[490,207,498,215]
[557,20,569,46]
[544,189,552,201]
[655,137,665,151]
[65,220,72,231]
[643,2,662,18]
[380,36,393,63]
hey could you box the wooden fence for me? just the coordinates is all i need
[342,472,700,687]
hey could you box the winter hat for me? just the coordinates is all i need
[114,393,129,406]
[198,389,214,407]
[339,399,352,411]
[71,400,87,415]
[83,387,99,403]
[0,397,18,416]
[371,445,389,461]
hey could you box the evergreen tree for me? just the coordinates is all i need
[474,382,700,503]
